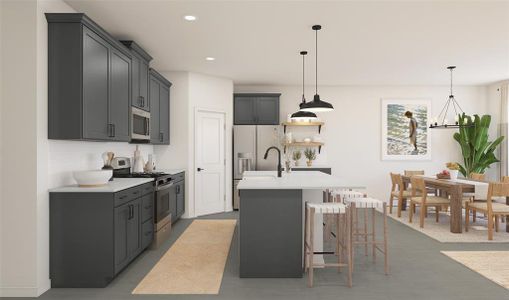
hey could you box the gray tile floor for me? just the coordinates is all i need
[15,211,509,300]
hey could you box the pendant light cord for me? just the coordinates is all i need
[315,28,318,95]
[450,68,453,96]
[302,53,305,101]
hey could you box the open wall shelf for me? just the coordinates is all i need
[282,122,324,134]
[283,142,324,154]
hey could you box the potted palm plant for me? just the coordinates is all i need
[453,113,504,177]
[304,148,316,167]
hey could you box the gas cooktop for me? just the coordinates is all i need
[114,172,168,178]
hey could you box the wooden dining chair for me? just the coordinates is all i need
[404,170,425,176]
[465,182,509,240]
[464,172,487,222]
[389,173,415,217]
[409,177,450,228]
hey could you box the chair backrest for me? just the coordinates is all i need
[390,173,403,191]
[469,172,485,181]
[487,182,509,212]
[502,176,509,184]
[404,170,425,176]
[410,176,427,202]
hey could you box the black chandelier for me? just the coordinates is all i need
[291,51,318,121]
[299,25,334,113]
[429,66,472,129]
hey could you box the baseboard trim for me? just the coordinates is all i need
[0,279,51,297]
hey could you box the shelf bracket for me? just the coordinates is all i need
[318,145,322,154]
[283,125,287,134]
[284,145,287,154]
[318,125,322,134]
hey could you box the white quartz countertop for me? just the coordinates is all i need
[49,178,155,193]
[158,168,186,175]
[237,171,346,190]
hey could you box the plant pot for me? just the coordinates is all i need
[306,160,312,167]
[449,169,459,180]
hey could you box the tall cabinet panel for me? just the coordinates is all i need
[46,13,132,142]
[120,41,153,111]
[149,77,161,143]
[159,85,170,144]
[149,69,172,145]
[82,27,110,140]
[109,48,131,141]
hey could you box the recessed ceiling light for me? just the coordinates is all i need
[183,15,197,21]
[205,57,215,61]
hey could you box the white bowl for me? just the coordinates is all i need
[73,170,112,187]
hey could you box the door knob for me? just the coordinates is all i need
[197,168,205,172]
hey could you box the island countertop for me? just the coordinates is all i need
[237,170,346,190]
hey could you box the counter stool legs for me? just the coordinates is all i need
[305,203,352,288]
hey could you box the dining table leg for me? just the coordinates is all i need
[449,185,463,233]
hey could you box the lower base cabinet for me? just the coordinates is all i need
[50,182,154,287]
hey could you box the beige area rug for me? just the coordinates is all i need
[132,219,237,294]
[387,209,509,243]
[442,251,509,289]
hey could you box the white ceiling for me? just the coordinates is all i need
[64,0,509,86]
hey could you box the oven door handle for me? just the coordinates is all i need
[157,182,174,191]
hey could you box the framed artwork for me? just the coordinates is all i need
[381,99,431,160]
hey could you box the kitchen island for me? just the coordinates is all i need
[237,171,351,278]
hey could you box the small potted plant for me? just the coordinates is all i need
[446,162,460,180]
[304,148,316,167]
[292,150,302,166]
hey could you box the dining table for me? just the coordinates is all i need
[402,175,475,233]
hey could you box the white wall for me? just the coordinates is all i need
[1,0,155,296]
[0,0,39,296]
[235,84,498,200]
[155,72,234,218]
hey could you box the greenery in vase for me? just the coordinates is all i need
[304,148,316,161]
[453,113,504,176]
[292,150,302,161]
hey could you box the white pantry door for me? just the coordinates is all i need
[194,109,226,216]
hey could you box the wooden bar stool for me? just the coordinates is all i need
[304,202,353,288]
[343,197,389,275]
[333,189,369,254]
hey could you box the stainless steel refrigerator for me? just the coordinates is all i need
[233,125,280,209]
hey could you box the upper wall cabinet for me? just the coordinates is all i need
[46,13,131,142]
[149,69,172,145]
[120,41,152,112]
[234,93,280,125]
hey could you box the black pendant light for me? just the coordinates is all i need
[291,51,318,121]
[299,25,334,113]
[429,66,472,129]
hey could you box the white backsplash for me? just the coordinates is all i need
[48,140,154,188]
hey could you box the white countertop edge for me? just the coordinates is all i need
[158,168,186,175]
[49,178,155,193]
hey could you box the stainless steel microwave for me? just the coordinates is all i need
[131,107,150,141]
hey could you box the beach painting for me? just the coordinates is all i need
[381,99,431,160]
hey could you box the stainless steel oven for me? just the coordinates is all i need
[155,179,174,224]
[131,107,150,141]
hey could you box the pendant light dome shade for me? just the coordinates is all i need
[291,110,318,120]
[299,25,334,113]
[291,50,317,121]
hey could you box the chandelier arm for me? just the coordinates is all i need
[451,98,459,120]
[441,98,452,125]
[452,97,465,114]
[435,97,449,124]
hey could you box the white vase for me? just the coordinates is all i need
[449,170,459,180]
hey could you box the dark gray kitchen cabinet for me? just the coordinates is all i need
[46,13,131,142]
[149,69,172,145]
[175,177,185,218]
[50,182,154,287]
[120,41,152,111]
[234,93,280,125]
